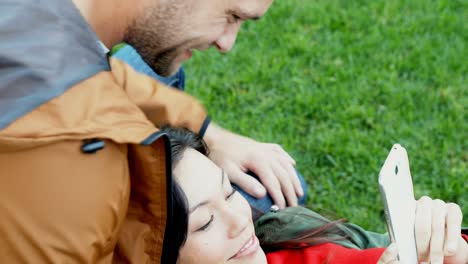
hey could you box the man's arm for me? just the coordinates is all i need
[111,57,303,208]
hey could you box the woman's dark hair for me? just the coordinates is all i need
[164,126,210,168]
[161,126,209,264]
[161,127,347,263]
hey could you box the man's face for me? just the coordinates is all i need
[124,0,273,76]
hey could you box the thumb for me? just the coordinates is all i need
[377,243,400,264]
[227,165,266,199]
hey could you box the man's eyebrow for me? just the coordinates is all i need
[189,170,226,214]
[228,10,261,21]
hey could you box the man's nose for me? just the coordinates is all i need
[214,23,241,53]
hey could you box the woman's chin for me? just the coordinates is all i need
[256,249,268,264]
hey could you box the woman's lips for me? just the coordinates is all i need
[231,235,260,260]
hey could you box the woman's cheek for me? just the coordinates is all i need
[235,194,253,218]
[201,241,227,262]
[182,228,229,263]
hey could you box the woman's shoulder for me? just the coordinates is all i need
[255,206,390,250]
[266,243,385,264]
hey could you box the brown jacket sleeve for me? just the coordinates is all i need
[110,58,209,135]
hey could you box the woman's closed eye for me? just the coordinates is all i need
[197,215,214,232]
[195,190,237,232]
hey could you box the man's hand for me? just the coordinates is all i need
[203,123,303,209]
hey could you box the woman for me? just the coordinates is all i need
[162,127,468,264]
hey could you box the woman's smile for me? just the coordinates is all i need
[230,234,261,260]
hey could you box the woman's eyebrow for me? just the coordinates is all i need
[189,201,208,214]
[189,170,226,214]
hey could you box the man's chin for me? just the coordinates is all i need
[153,63,181,77]
[151,51,188,77]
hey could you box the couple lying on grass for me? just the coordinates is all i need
[161,127,468,264]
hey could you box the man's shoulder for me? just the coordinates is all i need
[0,0,110,130]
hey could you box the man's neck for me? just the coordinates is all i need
[72,0,140,47]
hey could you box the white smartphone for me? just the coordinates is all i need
[378,144,418,264]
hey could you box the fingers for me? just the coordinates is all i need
[247,160,286,208]
[277,153,304,198]
[429,199,447,264]
[444,203,462,255]
[271,162,298,207]
[245,144,303,208]
[210,137,301,209]
[377,243,400,264]
[287,164,304,198]
[268,144,303,198]
[415,196,464,264]
[415,196,433,262]
[225,163,266,198]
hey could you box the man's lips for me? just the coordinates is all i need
[185,50,193,59]
[229,234,260,260]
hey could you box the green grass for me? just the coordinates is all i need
[185,0,467,232]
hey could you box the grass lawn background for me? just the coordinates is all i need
[184,0,467,231]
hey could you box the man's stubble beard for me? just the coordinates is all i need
[123,2,186,77]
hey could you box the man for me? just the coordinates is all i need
[0,0,301,262]
[109,0,305,210]
[114,0,307,210]
[111,44,308,213]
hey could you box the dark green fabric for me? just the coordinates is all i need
[255,206,390,250]
[338,222,391,249]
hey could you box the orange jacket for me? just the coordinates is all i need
[0,57,208,263]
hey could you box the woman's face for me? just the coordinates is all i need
[174,149,267,264]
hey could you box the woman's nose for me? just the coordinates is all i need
[214,23,241,53]
[225,206,249,239]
